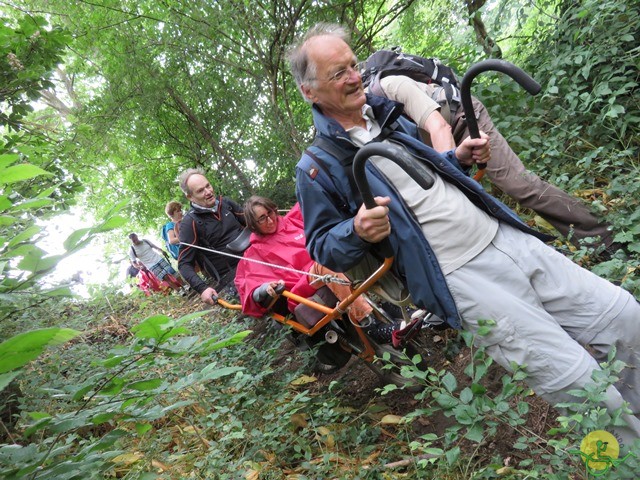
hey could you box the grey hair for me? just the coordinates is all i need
[286,22,351,101]
[178,167,206,196]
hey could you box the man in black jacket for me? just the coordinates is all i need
[177,168,246,305]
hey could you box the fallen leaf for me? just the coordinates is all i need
[380,414,403,425]
[315,426,335,448]
[290,413,308,430]
[112,452,144,465]
[496,466,514,475]
[245,469,259,480]
[258,449,277,463]
[362,450,381,465]
[290,374,317,386]
[151,459,171,472]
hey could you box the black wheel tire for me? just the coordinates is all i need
[365,340,428,391]
[306,337,352,374]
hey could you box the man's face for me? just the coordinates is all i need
[301,35,366,120]
[129,234,139,244]
[186,174,216,208]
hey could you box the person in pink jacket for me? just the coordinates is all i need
[234,196,395,342]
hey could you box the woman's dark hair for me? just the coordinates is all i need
[243,195,278,234]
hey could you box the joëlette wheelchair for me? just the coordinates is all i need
[217,60,539,387]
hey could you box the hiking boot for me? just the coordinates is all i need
[364,318,399,344]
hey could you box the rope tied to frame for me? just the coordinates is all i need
[179,242,351,286]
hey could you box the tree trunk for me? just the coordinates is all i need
[465,0,502,58]
[166,86,253,194]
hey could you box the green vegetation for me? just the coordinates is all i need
[1,0,639,477]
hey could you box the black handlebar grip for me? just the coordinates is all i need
[460,59,541,170]
[352,142,436,258]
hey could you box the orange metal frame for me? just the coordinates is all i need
[217,257,394,363]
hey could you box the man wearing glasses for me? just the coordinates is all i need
[288,23,640,446]
[177,168,246,305]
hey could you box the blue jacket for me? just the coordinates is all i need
[295,94,552,328]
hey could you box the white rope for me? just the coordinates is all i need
[180,242,351,286]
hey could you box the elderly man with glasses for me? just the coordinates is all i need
[288,22,640,447]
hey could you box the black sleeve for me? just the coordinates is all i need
[177,215,209,294]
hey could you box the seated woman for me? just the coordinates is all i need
[234,196,396,343]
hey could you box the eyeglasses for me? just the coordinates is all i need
[315,62,363,84]
[256,210,277,225]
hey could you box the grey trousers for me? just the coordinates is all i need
[446,223,640,444]
[452,98,614,247]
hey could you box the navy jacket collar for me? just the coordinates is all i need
[311,94,406,140]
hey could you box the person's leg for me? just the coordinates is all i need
[310,263,372,322]
[156,260,183,291]
[493,223,640,416]
[452,99,614,247]
[445,225,640,443]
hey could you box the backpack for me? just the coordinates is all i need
[360,47,461,124]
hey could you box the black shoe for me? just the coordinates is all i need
[364,320,398,344]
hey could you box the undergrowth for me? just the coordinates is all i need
[2,290,639,479]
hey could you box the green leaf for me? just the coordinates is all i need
[0,370,22,392]
[131,314,173,340]
[434,392,458,409]
[135,423,153,435]
[0,164,53,184]
[465,423,485,443]
[0,214,17,226]
[41,285,74,297]
[441,372,457,393]
[95,215,128,232]
[517,402,530,415]
[470,383,486,395]
[7,225,41,248]
[199,365,244,381]
[459,387,473,404]
[71,384,94,401]
[0,328,82,373]
[63,227,92,251]
[605,104,625,118]
[445,446,461,465]
[23,417,53,438]
[18,252,61,274]
[0,153,19,169]
[12,197,54,211]
[0,194,12,212]
[102,355,127,368]
[127,378,163,391]
[91,412,119,424]
[199,330,252,353]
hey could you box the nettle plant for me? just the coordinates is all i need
[0,311,251,480]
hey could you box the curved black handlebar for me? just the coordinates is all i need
[461,59,540,138]
[352,142,436,257]
[461,59,540,169]
[353,142,434,209]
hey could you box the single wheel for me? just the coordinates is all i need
[305,332,352,374]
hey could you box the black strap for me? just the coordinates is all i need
[309,122,400,203]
